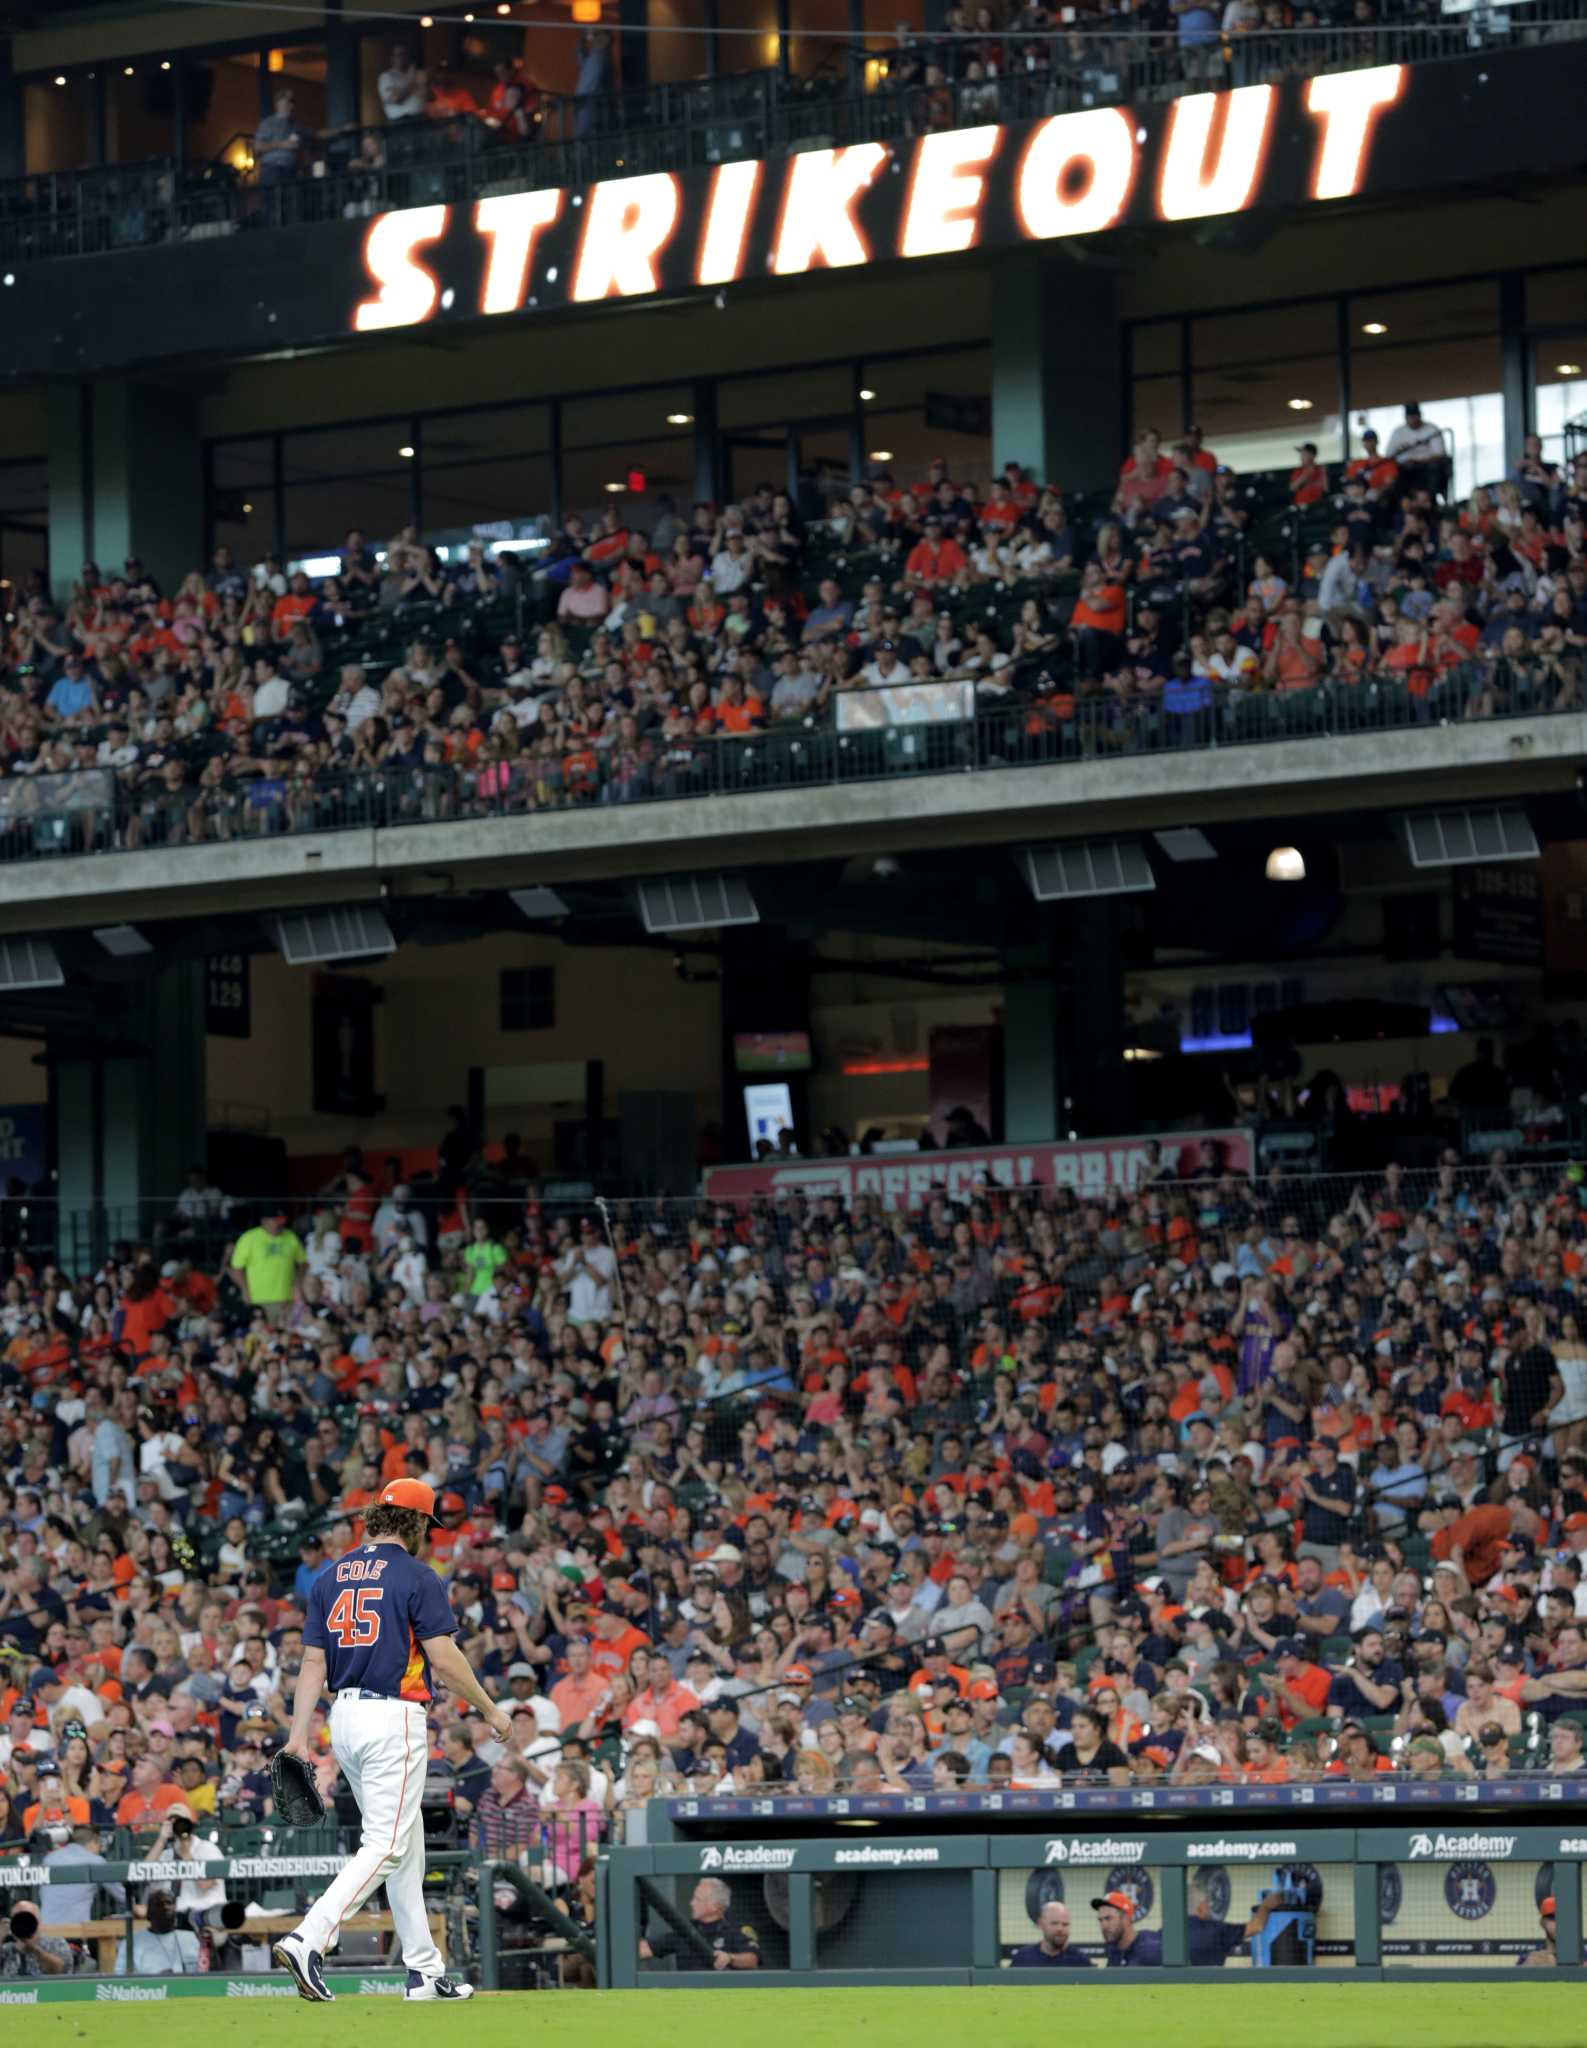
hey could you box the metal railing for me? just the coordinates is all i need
[3,12,1584,268]
[0,657,1574,871]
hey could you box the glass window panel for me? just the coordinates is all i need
[853,347,991,490]
[187,56,270,170]
[1348,279,1497,353]
[420,405,554,531]
[282,421,417,484]
[562,431,696,529]
[0,462,46,521]
[422,453,556,531]
[857,347,989,416]
[1525,266,1587,333]
[24,78,93,176]
[214,490,280,565]
[283,473,413,559]
[790,0,850,79]
[212,438,275,493]
[1130,322,1180,377]
[1191,299,1334,374]
[720,0,778,75]
[719,362,856,431]
[1193,307,1339,471]
[562,387,695,452]
[1196,356,1343,470]
[106,68,174,163]
[1531,349,1587,469]
[648,0,712,85]
[0,525,47,604]
[1131,374,1179,447]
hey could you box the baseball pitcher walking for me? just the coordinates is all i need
[273,1478,513,2002]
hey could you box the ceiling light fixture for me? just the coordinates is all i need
[869,449,893,462]
[397,445,415,459]
[1266,846,1306,882]
[666,411,693,425]
[1287,397,1313,411]
[1360,321,1387,335]
[1557,362,1583,377]
[859,387,876,401]
[604,481,626,493]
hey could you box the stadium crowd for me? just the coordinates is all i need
[2,1134,1587,1968]
[0,417,1584,849]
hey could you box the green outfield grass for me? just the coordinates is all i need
[8,1983,1586,2048]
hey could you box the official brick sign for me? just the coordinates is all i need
[702,1127,1253,1204]
[349,68,1411,336]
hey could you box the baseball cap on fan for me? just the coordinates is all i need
[377,1478,443,1524]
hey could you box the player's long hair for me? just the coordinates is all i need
[364,1504,430,1552]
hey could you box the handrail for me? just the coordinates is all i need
[2,12,1584,267]
[0,656,1573,871]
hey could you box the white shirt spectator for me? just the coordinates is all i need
[140,1428,188,1499]
[1386,415,1447,467]
[345,679,383,728]
[378,60,427,121]
[390,1240,429,1304]
[557,1241,616,1323]
[173,1831,229,1916]
[709,545,753,595]
[252,672,290,720]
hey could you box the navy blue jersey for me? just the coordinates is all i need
[1102,1929,1163,1967]
[1187,1917,1247,1966]
[303,1542,457,1701]
[1009,1943,1094,1968]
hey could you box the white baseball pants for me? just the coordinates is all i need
[294,1694,444,1977]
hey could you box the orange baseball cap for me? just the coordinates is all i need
[377,1478,441,1523]
[1540,1896,1557,1918]
[1091,1891,1136,1920]
[967,1678,999,1701]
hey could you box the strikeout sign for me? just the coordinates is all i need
[349,67,1407,334]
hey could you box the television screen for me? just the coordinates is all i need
[734,1030,812,1073]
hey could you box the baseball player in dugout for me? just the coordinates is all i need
[273,1477,514,2003]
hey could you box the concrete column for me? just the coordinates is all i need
[992,251,1124,495]
[1001,905,1131,1142]
[51,961,207,1239]
[1499,270,1530,474]
[0,43,22,181]
[1002,950,1058,1144]
[47,378,203,598]
[325,13,363,132]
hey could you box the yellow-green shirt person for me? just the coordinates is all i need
[229,1210,307,1307]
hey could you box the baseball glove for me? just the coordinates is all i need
[270,1748,326,1828]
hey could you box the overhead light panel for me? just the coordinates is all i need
[1404,807,1539,869]
[0,938,63,990]
[637,875,759,934]
[1016,840,1155,902]
[1265,846,1306,882]
[93,924,153,956]
[1153,827,1216,863]
[271,907,395,965]
[509,887,570,920]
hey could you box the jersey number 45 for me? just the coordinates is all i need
[326,1587,385,1646]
